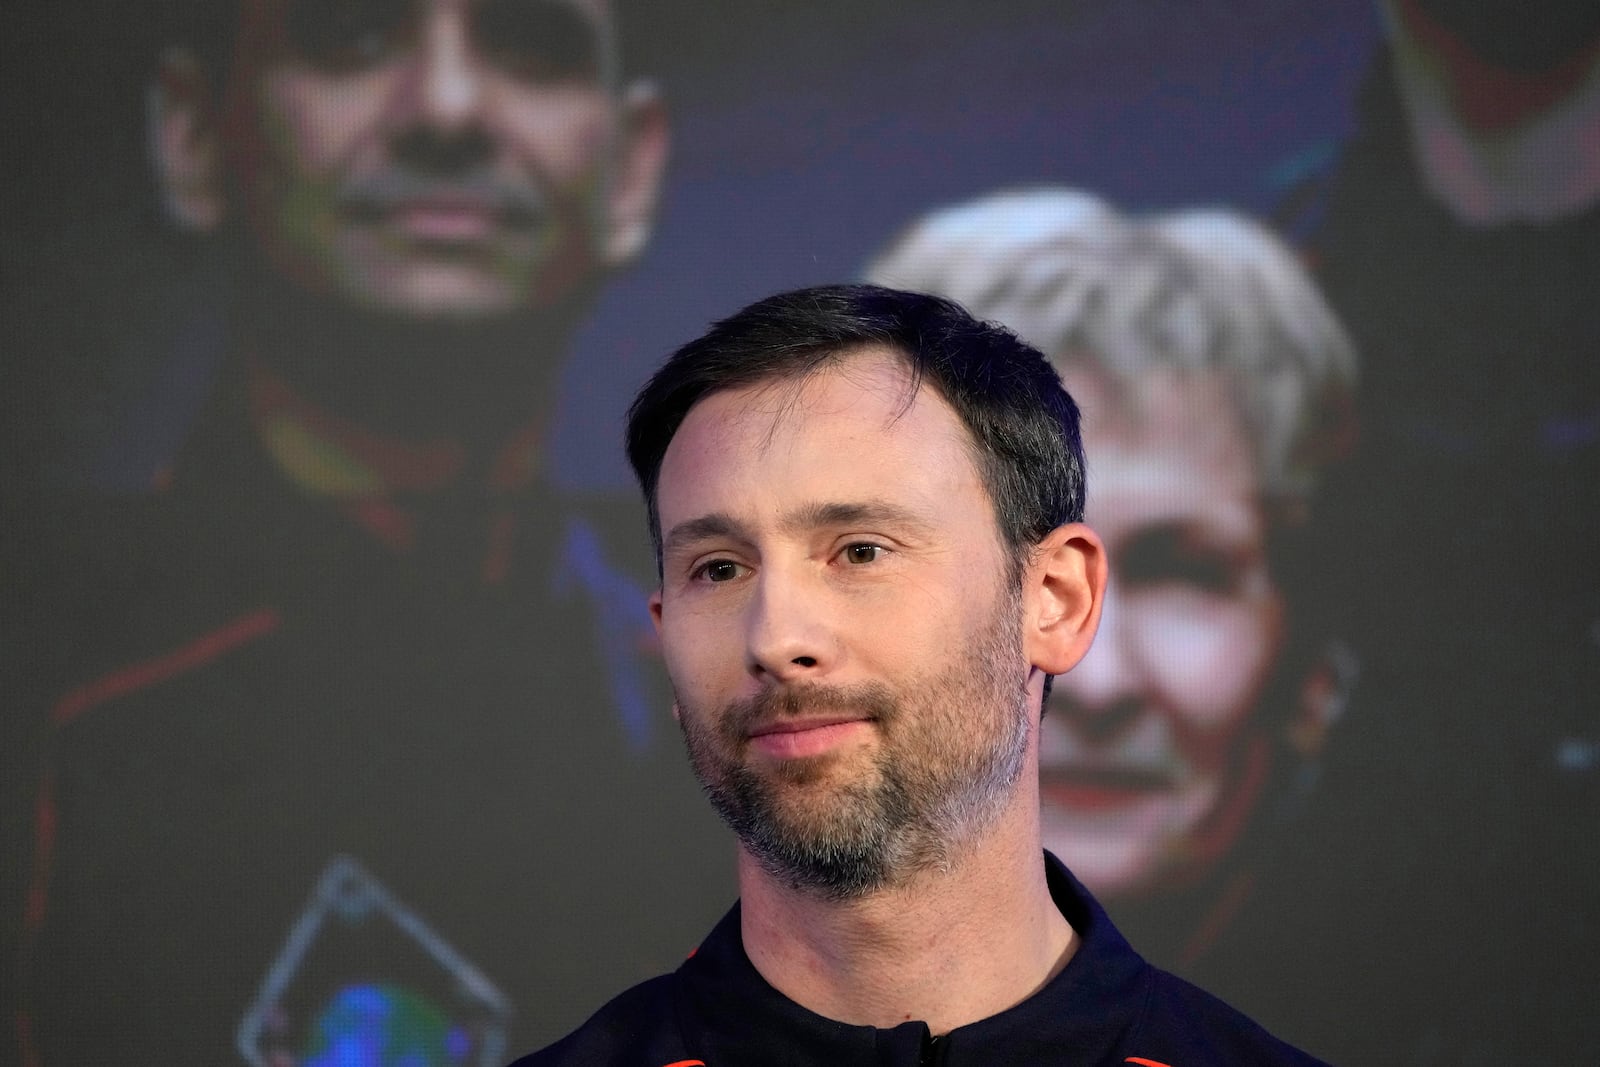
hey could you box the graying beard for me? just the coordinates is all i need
[705,760,921,901]
[702,693,1029,902]
[922,678,1032,855]
[682,586,1031,901]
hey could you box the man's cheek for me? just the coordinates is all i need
[1141,607,1271,733]
[263,72,388,171]
[659,640,709,709]
[504,97,615,181]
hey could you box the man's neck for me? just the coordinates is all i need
[737,798,1076,1036]
[236,269,592,464]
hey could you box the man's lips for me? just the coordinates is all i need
[340,170,548,238]
[382,198,503,241]
[746,716,873,760]
[1040,766,1176,813]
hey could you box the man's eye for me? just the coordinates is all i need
[841,543,884,565]
[286,0,415,72]
[1118,527,1244,595]
[473,0,605,84]
[697,559,743,583]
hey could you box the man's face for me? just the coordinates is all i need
[649,350,1034,898]
[216,0,658,317]
[1039,365,1285,898]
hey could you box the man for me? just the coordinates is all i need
[515,284,1326,1064]
[864,190,1358,968]
[101,0,667,490]
[16,2,730,1064]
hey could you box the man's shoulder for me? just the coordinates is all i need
[509,972,689,1067]
[1133,967,1332,1066]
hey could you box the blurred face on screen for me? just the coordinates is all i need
[206,0,662,317]
[1039,365,1285,898]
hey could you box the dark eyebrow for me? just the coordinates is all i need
[662,501,935,558]
[781,501,936,537]
[662,513,750,557]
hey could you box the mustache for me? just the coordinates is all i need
[717,682,900,747]
[336,169,550,228]
[1039,763,1180,790]
[1038,705,1194,783]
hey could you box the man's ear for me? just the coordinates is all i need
[647,591,680,724]
[1024,523,1107,677]
[1286,639,1357,757]
[601,80,669,266]
[648,587,665,636]
[148,48,226,233]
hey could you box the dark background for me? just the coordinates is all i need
[5,1,1597,1064]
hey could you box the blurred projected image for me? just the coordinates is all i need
[1380,0,1600,225]
[82,0,668,492]
[157,0,661,318]
[238,858,509,1067]
[19,3,718,1065]
[868,190,1357,957]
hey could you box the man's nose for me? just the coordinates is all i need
[744,568,834,684]
[390,7,493,158]
[1050,581,1143,738]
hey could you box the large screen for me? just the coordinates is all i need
[4,1,1597,1064]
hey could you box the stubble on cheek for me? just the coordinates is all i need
[679,680,900,800]
[671,588,1031,898]
[674,682,910,898]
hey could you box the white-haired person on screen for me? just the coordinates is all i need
[866,188,1357,964]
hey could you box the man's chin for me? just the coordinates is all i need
[736,804,899,901]
[334,265,540,320]
[1042,831,1171,898]
[755,744,873,787]
[717,762,892,841]
[1041,802,1237,899]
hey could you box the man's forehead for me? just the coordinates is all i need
[237,0,618,45]
[1065,362,1245,444]
[671,348,944,460]
[243,0,614,17]
[1048,361,1260,502]
[657,349,992,531]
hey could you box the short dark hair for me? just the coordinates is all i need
[625,283,1086,577]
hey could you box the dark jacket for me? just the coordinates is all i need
[18,366,733,1065]
[515,852,1329,1066]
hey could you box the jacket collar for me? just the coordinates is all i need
[675,851,1151,1065]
